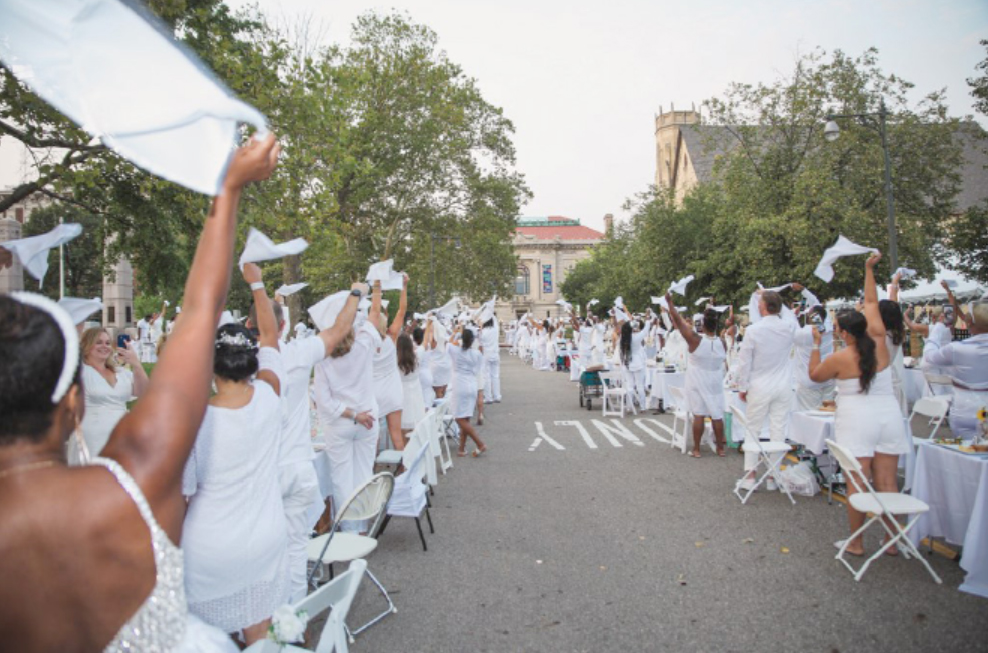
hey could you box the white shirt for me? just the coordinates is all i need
[793,324,834,389]
[278,336,325,466]
[137,319,150,342]
[924,333,988,390]
[624,329,648,371]
[480,320,500,361]
[737,313,797,393]
[313,322,381,423]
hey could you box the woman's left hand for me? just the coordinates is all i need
[118,343,140,366]
[811,326,822,345]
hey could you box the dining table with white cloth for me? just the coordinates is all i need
[902,367,931,408]
[649,369,685,409]
[909,442,988,599]
[788,410,834,456]
[726,391,772,444]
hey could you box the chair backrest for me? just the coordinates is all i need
[669,386,687,412]
[825,439,878,497]
[910,396,950,420]
[924,372,953,386]
[337,472,395,536]
[400,433,432,491]
[729,404,747,430]
[306,559,367,653]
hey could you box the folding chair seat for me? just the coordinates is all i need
[378,426,435,552]
[730,405,795,505]
[598,372,626,418]
[245,560,367,653]
[306,473,396,638]
[908,396,950,446]
[430,400,454,474]
[826,439,942,584]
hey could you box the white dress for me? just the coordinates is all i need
[373,336,404,416]
[400,367,427,430]
[684,335,727,419]
[181,379,290,634]
[77,364,134,459]
[448,343,483,419]
[886,334,908,416]
[415,346,436,406]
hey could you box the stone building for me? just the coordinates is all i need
[496,215,607,323]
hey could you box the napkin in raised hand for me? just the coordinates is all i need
[276,282,308,297]
[813,235,878,282]
[239,228,308,270]
[58,296,103,326]
[1,222,83,286]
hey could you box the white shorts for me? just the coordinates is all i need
[835,395,909,458]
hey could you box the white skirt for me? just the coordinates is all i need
[401,371,427,429]
[452,378,478,419]
[374,370,404,416]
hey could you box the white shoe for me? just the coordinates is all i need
[766,477,778,492]
[737,476,757,492]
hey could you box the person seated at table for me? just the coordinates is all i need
[809,252,908,557]
[922,296,988,440]
[666,297,727,457]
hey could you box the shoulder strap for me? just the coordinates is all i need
[90,457,164,537]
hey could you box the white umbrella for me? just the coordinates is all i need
[0,0,267,195]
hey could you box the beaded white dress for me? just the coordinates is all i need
[93,457,237,653]
[181,380,290,634]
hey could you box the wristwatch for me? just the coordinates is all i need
[350,289,362,298]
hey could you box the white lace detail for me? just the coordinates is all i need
[92,457,187,652]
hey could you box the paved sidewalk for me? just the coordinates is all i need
[342,354,983,652]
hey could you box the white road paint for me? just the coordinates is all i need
[554,420,598,449]
[532,421,565,450]
[591,419,645,447]
[633,418,673,444]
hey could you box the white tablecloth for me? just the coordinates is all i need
[726,392,772,444]
[909,442,988,598]
[788,411,834,455]
[312,446,333,499]
[902,367,930,407]
[650,371,685,409]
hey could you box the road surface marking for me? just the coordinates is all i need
[554,420,598,449]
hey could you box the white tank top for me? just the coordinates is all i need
[687,335,726,372]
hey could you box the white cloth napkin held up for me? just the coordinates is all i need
[813,235,878,282]
[367,260,395,283]
[57,296,103,326]
[276,282,308,297]
[0,222,83,286]
[379,270,405,291]
[308,291,369,331]
[695,296,712,306]
[239,228,308,270]
[434,297,460,317]
[0,0,267,196]
[669,274,694,296]
[893,267,917,280]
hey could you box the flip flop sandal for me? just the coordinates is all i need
[472,447,487,458]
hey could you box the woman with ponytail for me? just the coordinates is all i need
[809,252,908,557]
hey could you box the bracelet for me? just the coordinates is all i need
[811,345,820,350]
[250,282,265,291]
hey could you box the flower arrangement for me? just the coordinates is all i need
[267,605,308,648]
[977,407,987,444]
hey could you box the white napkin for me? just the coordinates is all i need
[276,282,308,297]
[555,299,573,313]
[710,305,731,313]
[239,228,308,270]
[668,274,694,296]
[218,310,237,327]
[588,298,600,307]
[413,312,428,321]
[614,307,631,323]
[651,296,669,309]
[434,297,460,317]
[308,291,369,331]
[57,296,103,326]
[0,0,267,196]
[893,267,916,280]
[801,288,822,309]
[813,235,878,282]
[367,259,395,283]
[694,296,712,306]
[942,279,959,289]
[379,270,405,291]
[0,222,82,285]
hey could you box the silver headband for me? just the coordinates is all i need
[215,330,258,350]
[12,292,80,404]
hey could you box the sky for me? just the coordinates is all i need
[229,1,985,232]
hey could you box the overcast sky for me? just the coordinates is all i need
[231,0,988,232]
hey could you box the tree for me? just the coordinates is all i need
[968,39,988,118]
[20,205,105,300]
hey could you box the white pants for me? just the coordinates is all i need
[623,367,647,409]
[324,419,378,533]
[743,384,792,472]
[484,356,501,401]
[794,382,834,412]
[279,461,322,602]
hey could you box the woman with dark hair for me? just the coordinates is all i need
[181,263,289,644]
[882,277,909,415]
[398,332,426,436]
[0,135,279,652]
[71,326,149,462]
[412,323,436,406]
[810,252,908,557]
[667,298,728,457]
[448,326,487,456]
[373,273,409,452]
[618,317,648,411]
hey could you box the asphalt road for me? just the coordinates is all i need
[340,354,984,653]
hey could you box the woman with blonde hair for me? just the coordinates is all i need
[72,327,149,461]
[373,274,409,451]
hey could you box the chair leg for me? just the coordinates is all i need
[347,568,397,637]
[377,515,392,537]
[414,517,428,551]
[425,506,434,533]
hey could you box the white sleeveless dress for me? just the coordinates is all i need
[684,335,727,419]
[181,382,290,634]
[401,367,427,429]
[93,457,237,653]
[76,365,134,460]
[834,367,909,458]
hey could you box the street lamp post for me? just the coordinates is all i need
[824,97,898,271]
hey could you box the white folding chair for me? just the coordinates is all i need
[245,560,367,653]
[731,405,794,505]
[598,372,626,418]
[378,427,435,551]
[923,372,954,397]
[826,439,942,584]
[908,396,950,446]
[668,386,690,454]
[306,473,396,638]
[430,400,454,474]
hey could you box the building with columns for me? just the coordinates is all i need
[496,215,607,323]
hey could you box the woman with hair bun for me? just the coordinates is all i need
[810,252,908,557]
[181,263,290,645]
[447,325,487,457]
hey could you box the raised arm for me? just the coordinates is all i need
[888,271,901,302]
[243,263,281,396]
[904,306,930,337]
[863,253,886,341]
[387,273,409,340]
[103,135,280,541]
[369,280,383,331]
[942,281,972,326]
[665,293,701,351]
[318,283,365,355]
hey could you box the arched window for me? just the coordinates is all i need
[514,266,530,296]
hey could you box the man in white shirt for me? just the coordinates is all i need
[248,282,364,602]
[136,314,152,362]
[480,317,502,403]
[737,290,797,491]
[793,304,835,411]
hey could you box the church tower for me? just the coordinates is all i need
[654,104,700,190]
